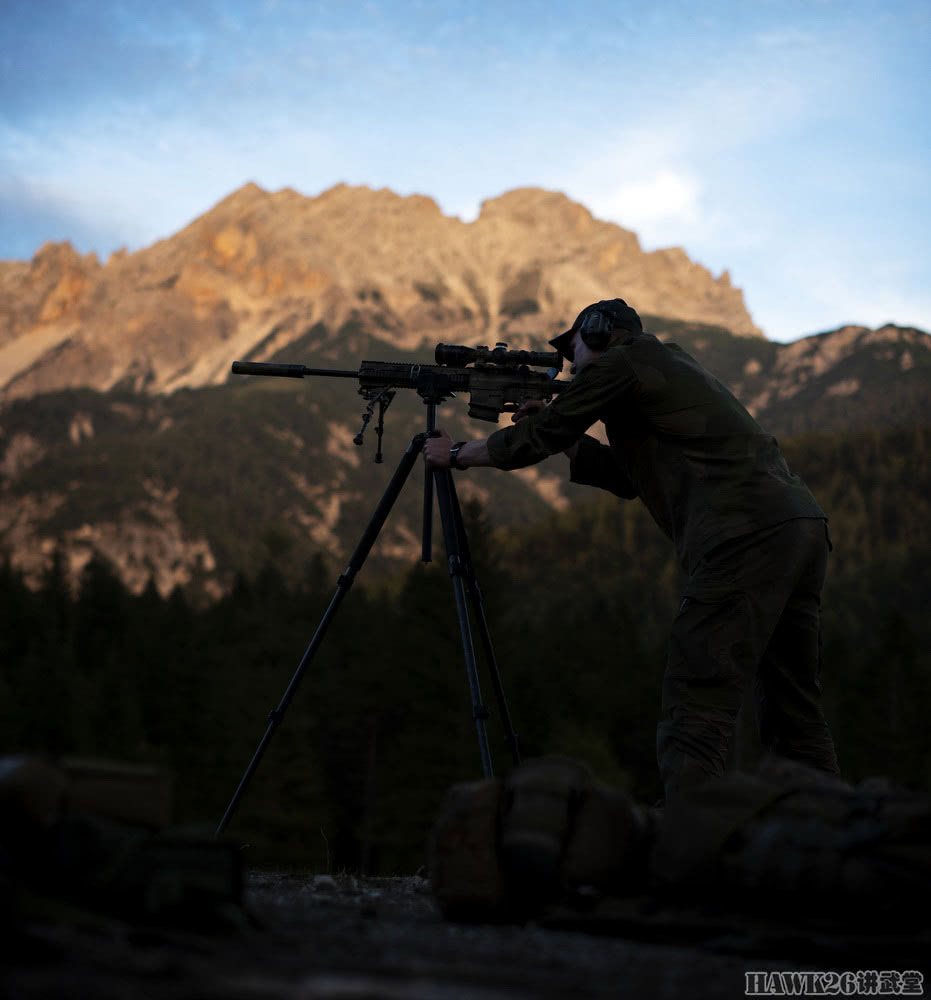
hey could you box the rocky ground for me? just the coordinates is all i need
[5,871,928,1000]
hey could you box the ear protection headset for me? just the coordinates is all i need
[577,307,616,351]
[549,298,643,362]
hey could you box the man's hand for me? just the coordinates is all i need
[511,399,545,423]
[423,431,493,469]
[423,429,454,468]
[512,396,579,461]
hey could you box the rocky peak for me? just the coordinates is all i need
[0,242,102,346]
[0,183,764,402]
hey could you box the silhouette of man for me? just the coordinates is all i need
[425,298,839,806]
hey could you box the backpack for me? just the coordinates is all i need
[430,756,652,921]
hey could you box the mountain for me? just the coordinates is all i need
[1,315,928,600]
[640,318,931,436]
[0,183,928,599]
[0,183,761,403]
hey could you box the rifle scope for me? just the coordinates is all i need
[435,342,562,371]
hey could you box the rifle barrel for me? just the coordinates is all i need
[231,361,359,379]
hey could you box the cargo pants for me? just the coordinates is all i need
[656,517,840,806]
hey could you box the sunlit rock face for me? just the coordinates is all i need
[0,182,762,402]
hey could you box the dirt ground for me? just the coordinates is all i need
[5,871,929,1000]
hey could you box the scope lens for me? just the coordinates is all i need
[435,344,476,366]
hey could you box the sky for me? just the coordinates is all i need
[1,0,929,343]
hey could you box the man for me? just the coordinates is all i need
[424,298,839,806]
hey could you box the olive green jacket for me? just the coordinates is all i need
[486,334,824,574]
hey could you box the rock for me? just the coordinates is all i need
[0,183,762,402]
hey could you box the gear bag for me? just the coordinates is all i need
[430,756,651,920]
[1,754,242,926]
[652,756,931,924]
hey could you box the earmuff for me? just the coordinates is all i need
[549,299,642,362]
[577,308,615,351]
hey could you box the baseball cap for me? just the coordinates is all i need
[549,298,643,361]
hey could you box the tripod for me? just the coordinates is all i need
[216,390,521,836]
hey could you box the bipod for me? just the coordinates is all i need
[216,396,520,836]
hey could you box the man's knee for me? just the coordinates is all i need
[656,706,737,785]
[770,719,840,777]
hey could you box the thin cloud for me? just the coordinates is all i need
[1,0,927,341]
[589,170,703,236]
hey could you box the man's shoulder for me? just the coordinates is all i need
[599,334,695,379]
[619,333,686,356]
[571,335,671,390]
[603,333,683,364]
[590,334,661,368]
[620,334,711,378]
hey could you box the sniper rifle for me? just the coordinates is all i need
[231,341,571,461]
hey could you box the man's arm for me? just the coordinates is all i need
[423,426,635,497]
[483,351,636,470]
[423,401,579,470]
[423,429,493,469]
[569,434,637,499]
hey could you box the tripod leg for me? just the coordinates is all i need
[216,432,427,836]
[445,478,522,768]
[432,467,495,778]
[421,403,436,563]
